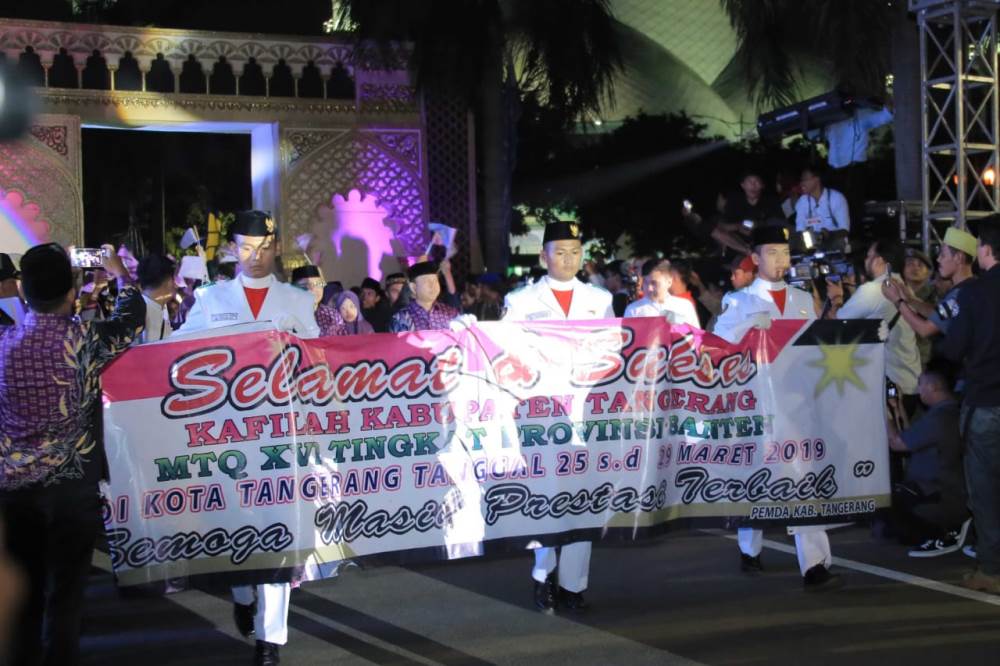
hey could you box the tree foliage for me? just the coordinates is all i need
[721,0,893,108]
[337,0,622,126]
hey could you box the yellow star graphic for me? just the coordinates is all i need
[808,339,868,397]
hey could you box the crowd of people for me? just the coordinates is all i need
[1,164,999,664]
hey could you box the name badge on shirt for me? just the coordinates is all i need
[211,312,239,322]
[806,217,822,227]
[526,311,550,321]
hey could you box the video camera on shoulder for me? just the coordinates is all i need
[786,230,852,300]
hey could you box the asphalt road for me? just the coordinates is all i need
[79,526,1000,665]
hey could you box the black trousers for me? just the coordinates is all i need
[0,483,101,666]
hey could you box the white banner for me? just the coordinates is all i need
[101,318,890,586]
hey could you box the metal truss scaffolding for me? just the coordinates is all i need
[912,0,1000,247]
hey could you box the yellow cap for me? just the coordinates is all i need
[944,227,978,256]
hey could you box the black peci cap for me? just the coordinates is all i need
[0,253,17,281]
[542,221,583,244]
[20,243,73,302]
[230,210,276,238]
[751,222,791,247]
[291,264,321,282]
[408,261,439,279]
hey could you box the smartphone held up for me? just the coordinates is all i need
[69,247,107,269]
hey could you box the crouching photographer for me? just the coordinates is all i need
[886,361,971,558]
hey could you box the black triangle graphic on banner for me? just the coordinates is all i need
[792,319,883,346]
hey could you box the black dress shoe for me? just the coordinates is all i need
[533,575,556,612]
[802,564,844,591]
[740,553,763,574]
[233,601,255,638]
[558,587,589,612]
[254,640,280,665]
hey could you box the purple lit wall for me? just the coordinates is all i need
[0,116,82,252]
[283,128,427,287]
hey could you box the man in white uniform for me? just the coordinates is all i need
[503,221,614,612]
[713,223,842,590]
[624,258,700,327]
[177,210,318,665]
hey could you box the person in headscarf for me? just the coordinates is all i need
[336,290,374,335]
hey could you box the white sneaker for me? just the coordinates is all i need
[908,518,972,558]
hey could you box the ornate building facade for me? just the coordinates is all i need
[0,18,475,284]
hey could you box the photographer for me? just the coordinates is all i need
[883,227,978,345]
[795,165,850,234]
[0,243,144,665]
[886,361,970,557]
[827,238,922,419]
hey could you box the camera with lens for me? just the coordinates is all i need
[786,229,853,304]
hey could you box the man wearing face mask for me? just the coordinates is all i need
[176,210,318,666]
[292,264,345,337]
[502,221,614,613]
[712,223,842,590]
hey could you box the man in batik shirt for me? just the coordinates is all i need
[389,261,459,332]
[292,264,345,337]
[0,243,144,665]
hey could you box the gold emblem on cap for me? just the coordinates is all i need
[569,223,580,238]
[782,228,789,240]
[265,217,276,234]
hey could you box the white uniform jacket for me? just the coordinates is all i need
[712,277,816,344]
[503,276,614,322]
[624,295,700,328]
[177,273,320,339]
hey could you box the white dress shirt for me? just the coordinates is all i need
[140,294,172,343]
[794,187,850,233]
[837,272,921,394]
[0,296,25,326]
[624,295,700,328]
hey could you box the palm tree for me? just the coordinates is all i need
[337,0,622,272]
[721,0,921,200]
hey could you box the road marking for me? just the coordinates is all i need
[707,530,1000,607]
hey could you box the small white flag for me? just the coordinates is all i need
[179,227,200,249]
[295,233,314,253]
[178,255,209,283]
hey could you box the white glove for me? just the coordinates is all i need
[448,313,478,332]
[274,314,301,333]
[749,312,772,330]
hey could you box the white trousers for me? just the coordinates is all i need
[531,541,590,593]
[231,583,290,645]
[737,527,831,576]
